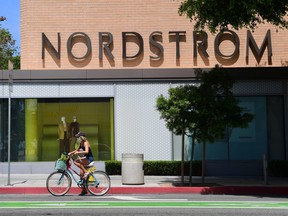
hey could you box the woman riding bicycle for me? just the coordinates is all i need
[68,131,94,195]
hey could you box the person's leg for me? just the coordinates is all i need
[78,158,90,195]
[59,140,64,156]
[73,160,84,176]
[80,158,90,178]
[73,159,88,195]
[73,160,88,177]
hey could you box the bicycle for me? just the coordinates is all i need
[46,153,111,196]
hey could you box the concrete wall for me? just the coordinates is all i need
[0,161,105,174]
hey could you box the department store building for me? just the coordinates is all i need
[1,0,288,175]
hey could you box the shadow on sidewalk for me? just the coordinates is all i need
[172,181,288,197]
[173,182,222,187]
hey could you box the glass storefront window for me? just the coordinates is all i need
[173,96,284,161]
[0,99,25,162]
[0,98,114,162]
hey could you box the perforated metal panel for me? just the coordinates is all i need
[2,83,59,98]
[171,80,284,96]
[114,83,171,160]
[59,83,114,97]
[2,83,114,98]
[233,80,283,95]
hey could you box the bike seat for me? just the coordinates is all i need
[86,161,94,167]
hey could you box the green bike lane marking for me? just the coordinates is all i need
[1,201,288,209]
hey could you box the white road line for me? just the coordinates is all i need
[111,195,187,201]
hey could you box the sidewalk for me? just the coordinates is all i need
[0,174,288,195]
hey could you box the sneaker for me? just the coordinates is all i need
[78,178,85,186]
[79,190,88,196]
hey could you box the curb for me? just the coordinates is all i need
[1,186,288,195]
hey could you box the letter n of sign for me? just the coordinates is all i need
[42,33,61,60]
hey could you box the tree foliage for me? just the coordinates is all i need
[178,0,288,33]
[196,67,254,184]
[0,16,20,69]
[156,84,199,184]
[156,85,197,136]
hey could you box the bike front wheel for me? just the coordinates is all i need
[46,171,72,196]
[86,171,111,196]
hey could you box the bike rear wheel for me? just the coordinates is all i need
[46,171,72,196]
[86,171,111,196]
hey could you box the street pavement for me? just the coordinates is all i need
[0,174,288,196]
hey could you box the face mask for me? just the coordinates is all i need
[74,138,81,149]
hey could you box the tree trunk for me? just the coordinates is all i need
[189,132,196,186]
[181,128,185,185]
[201,140,206,185]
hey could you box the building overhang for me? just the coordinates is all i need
[0,67,287,83]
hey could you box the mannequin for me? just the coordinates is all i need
[58,116,69,155]
[69,116,80,151]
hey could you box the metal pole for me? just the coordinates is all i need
[7,87,11,185]
[263,154,268,185]
[7,61,13,185]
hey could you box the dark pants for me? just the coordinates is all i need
[59,132,69,155]
[70,137,77,152]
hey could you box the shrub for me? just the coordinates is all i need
[105,160,202,176]
[105,160,121,175]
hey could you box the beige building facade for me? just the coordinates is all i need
[0,0,287,176]
[21,0,288,70]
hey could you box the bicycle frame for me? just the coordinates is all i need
[64,159,85,186]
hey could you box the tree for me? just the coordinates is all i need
[0,16,20,69]
[178,0,288,33]
[156,85,197,185]
[192,67,254,184]
[156,66,254,185]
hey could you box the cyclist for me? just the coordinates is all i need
[68,131,94,195]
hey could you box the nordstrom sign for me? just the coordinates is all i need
[42,30,272,66]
